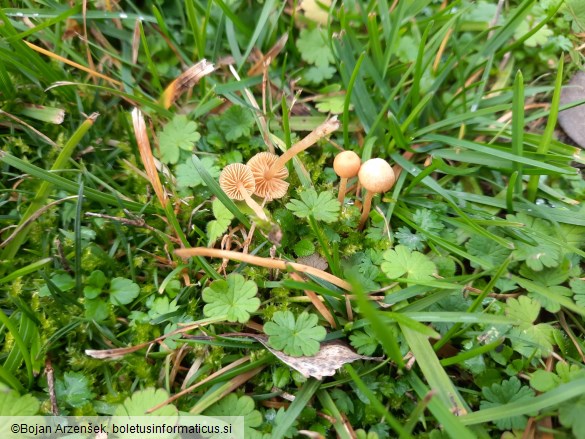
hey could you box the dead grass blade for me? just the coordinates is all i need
[24,41,121,86]
[147,355,251,413]
[161,60,215,109]
[175,247,352,291]
[290,272,337,329]
[131,108,167,208]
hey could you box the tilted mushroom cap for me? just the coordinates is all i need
[334,151,361,178]
[247,152,290,200]
[219,163,256,200]
[358,158,395,194]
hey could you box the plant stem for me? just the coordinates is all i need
[308,214,338,276]
[175,247,351,291]
[266,116,340,178]
[238,184,268,221]
[338,177,348,203]
[358,190,374,230]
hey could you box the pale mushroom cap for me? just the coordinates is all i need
[358,158,395,193]
[219,163,256,200]
[247,152,289,200]
[333,150,361,178]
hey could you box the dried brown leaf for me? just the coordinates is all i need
[248,335,383,380]
[161,60,215,109]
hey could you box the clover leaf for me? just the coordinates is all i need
[286,189,340,223]
[480,377,535,430]
[0,387,40,416]
[560,396,585,439]
[176,156,219,188]
[380,245,437,282]
[202,274,260,323]
[207,198,235,244]
[570,278,585,307]
[264,311,326,357]
[109,277,140,306]
[296,28,334,68]
[217,106,255,141]
[204,394,263,439]
[114,387,177,416]
[55,372,95,409]
[158,115,201,164]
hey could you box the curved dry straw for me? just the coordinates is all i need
[265,116,340,179]
[175,247,351,291]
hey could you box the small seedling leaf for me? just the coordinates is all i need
[109,277,140,306]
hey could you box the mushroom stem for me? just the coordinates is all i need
[238,183,268,221]
[175,247,352,291]
[338,177,349,203]
[358,190,374,230]
[266,116,340,178]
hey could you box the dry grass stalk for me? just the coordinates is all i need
[24,41,122,86]
[131,108,168,208]
[147,355,251,413]
[175,247,352,291]
[290,272,337,328]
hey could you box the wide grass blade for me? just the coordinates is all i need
[460,378,585,425]
[271,378,321,439]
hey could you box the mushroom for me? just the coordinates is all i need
[333,150,361,204]
[245,117,340,201]
[357,158,395,230]
[219,163,268,221]
[247,152,290,200]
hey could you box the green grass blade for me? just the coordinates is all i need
[1,113,98,262]
[460,378,585,425]
[343,51,365,148]
[400,325,468,415]
[0,151,153,213]
[348,274,404,368]
[511,70,524,195]
[408,373,477,438]
[0,310,33,388]
[0,258,53,285]
[316,390,352,439]
[272,378,321,439]
[527,55,564,201]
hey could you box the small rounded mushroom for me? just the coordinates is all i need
[357,158,395,230]
[219,163,268,221]
[333,150,361,204]
[247,152,290,200]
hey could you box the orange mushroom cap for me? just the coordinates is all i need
[334,150,361,178]
[247,152,290,200]
[219,163,256,200]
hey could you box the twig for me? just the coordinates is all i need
[175,247,352,291]
[45,357,59,415]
